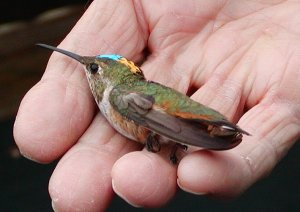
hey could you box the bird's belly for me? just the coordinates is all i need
[98,98,149,143]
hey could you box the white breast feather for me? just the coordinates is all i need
[98,85,136,140]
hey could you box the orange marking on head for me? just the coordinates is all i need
[119,58,143,75]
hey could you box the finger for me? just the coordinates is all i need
[49,114,140,211]
[190,59,250,122]
[111,148,177,208]
[177,101,300,197]
[13,0,147,163]
[13,78,95,163]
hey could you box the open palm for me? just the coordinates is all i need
[14,1,300,210]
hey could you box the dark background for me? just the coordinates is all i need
[1,1,299,211]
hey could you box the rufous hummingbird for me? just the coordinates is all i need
[37,43,250,164]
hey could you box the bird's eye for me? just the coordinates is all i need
[89,63,99,74]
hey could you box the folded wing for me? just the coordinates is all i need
[109,87,247,150]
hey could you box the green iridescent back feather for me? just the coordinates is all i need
[116,80,228,122]
[102,58,228,123]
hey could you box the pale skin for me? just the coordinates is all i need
[14,0,300,210]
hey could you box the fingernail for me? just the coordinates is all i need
[177,179,207,195]
[112,179,143,208]
[51,200,58,212]
[19,150,40,163]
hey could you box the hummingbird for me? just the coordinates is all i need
[37,43,250,164]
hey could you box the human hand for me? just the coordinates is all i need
[14,0,300,210]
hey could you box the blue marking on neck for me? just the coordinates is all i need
[96,54,123,60]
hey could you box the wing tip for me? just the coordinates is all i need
[212,120,251,136]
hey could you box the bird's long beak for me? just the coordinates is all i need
[36,43,84,64]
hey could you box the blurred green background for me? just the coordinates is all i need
[1,1,299,211]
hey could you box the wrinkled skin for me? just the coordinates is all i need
[14,0,300,210]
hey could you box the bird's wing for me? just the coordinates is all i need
[109,87,247,150]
